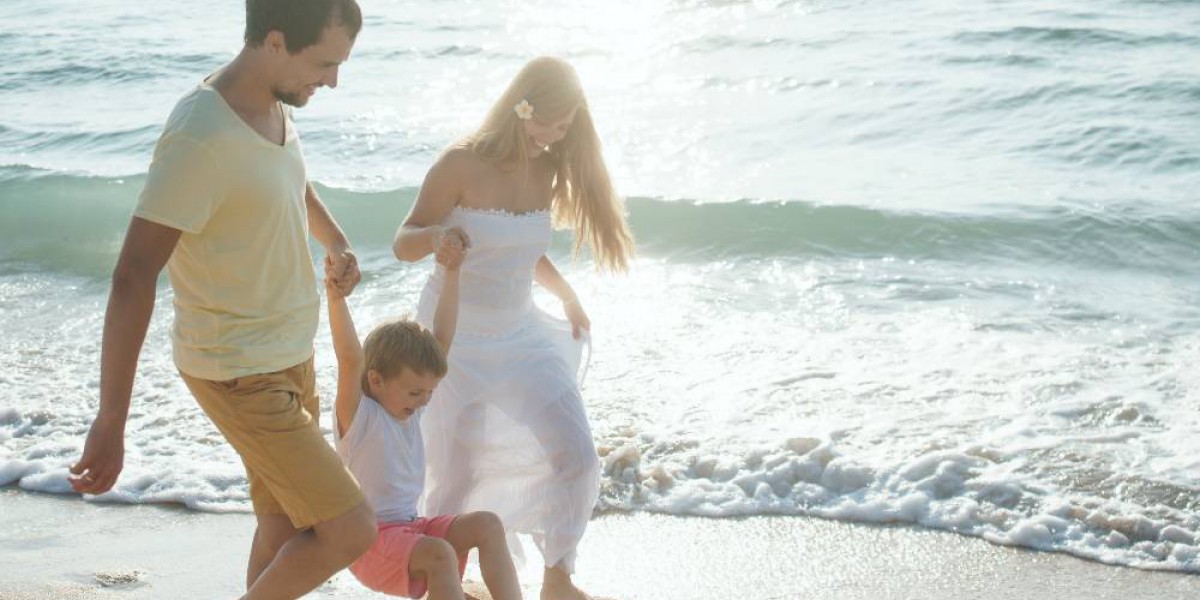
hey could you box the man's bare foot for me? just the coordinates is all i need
[541,566,591,600]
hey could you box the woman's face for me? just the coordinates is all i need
[523,106,578,156]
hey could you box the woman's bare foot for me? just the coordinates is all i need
[462,579,491,600]
[540,566,591,600]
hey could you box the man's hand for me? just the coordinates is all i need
[68,415,125,495]
[324,247,361,296]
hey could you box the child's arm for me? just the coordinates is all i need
[325,267,365,439]
[431,228,466,354]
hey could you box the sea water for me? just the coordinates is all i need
[2,0,1199,572]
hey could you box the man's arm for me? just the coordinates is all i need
[306,182,361,295]
[70,217,181,495]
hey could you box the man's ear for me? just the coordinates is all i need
[264,29,287,55]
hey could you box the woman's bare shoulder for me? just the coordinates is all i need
[439,143,485,172]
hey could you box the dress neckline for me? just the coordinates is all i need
[453,205,550,218]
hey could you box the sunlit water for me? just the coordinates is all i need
[2,0,1199,572]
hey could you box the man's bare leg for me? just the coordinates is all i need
[246,513,301,589]
[240,500,376,600]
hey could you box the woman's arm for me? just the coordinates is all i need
[535,255,591,339]
[394,148,473,262]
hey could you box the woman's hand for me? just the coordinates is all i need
[563,298,591,340]
[434,226,470,271]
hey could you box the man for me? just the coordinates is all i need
[70,2,375,598]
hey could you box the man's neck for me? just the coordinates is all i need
[210,49,278,116]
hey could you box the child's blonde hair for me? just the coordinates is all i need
[361,319,447,389]
[465,56,634,272]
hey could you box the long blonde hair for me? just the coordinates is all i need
[466,56,634,272]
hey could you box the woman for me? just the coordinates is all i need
[394,56,633,600]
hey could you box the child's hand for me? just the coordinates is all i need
[323,255,352,299]
[324,248,360,297]
[435,226,470,271]
[324,272,346,301]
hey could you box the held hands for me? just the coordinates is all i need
[324,269,346,301]
[325,246,361,296]
[434,226,470,271]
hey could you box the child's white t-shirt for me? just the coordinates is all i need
[333,395,425,523]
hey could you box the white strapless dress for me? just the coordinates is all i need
[415,206,599,572]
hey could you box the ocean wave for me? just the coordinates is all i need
[4,402,1197,573]
[1018,123,1200,172]
[673,34,819,54]
[6,63,160,87]
[0,47,223,91]
[366,44,511,61]
[592,435,1200,572]
[953,26,1200,48]
[941,53,1051,68]
[1,169,1199,276]
[0,124,160,155]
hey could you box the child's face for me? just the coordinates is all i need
[523,106,578,156]
[369,367,443,421]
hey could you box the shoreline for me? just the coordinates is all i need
[1,487,1197,599]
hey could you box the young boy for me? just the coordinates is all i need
[326,227,522,600]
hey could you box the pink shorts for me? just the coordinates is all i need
[349,515,466,598]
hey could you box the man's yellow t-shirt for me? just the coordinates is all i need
[134,83,318,381]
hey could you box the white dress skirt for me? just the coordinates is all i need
[415,206,599,573]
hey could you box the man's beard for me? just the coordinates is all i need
[273,87,308,108]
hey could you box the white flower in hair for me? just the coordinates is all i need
[514,99,535,120]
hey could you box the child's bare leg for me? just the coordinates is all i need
[409,537,467,600]
[246,513,301,589]
[445,512,522,600]
[240,500,376,600]
[541,566,590,600]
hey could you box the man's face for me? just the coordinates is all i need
[265,24,355,107]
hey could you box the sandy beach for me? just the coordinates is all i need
[0,487,1195,600]
[6,0,1200,595]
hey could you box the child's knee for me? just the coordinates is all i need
[412,537,459,573]
[469,511,506,539]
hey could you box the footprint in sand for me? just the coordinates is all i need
[92,569,145,588]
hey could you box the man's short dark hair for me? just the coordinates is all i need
[245,0,363,54]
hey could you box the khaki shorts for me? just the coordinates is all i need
[182,357,365,529]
